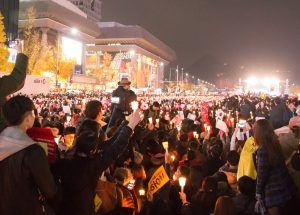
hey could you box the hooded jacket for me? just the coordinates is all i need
[237,137,258,180]
[0,127,58,215]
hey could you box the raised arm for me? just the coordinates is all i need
[0,53,28,97]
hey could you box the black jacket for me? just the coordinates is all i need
[0,53,28,132]
[111,86,132,113]
[55,125,133,215]
[0,144,59,215]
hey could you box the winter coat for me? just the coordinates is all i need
[256,146,295,208]
[54,125,133,215]
[270,103,286,129]
[237,137,258,180]
[0,53,28,132]
[0,127,59,215]
[232,194,257,215]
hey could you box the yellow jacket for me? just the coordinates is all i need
[237,137,258,180]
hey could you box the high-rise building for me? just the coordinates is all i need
[68,0,102,22]
[0,0,19,42]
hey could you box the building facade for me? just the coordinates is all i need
[68,0,102,22]
[86,22,176,90]
[19,0,101,89]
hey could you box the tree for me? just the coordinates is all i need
[0,13,13,72]
[22,7,42,75]
[21,7,76,81]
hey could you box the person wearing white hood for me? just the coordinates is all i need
[0,96,59,215]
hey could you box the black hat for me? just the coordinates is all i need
[76,131,98,156]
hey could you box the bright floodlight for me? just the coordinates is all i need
[160,62,164,66]
[129,50,135,56]
[71,28,78,35]
[246,77,258,85]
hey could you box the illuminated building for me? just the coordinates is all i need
[86,22,176,89]
[18,1,176,90]
[19,0,101,89]
[67,0,102,22]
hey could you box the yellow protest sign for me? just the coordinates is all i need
[94,193,102,213]
[148,165,170,195]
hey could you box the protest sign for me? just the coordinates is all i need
[27,128,57,163]
[148,165,170,195]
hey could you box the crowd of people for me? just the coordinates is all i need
[0,54,300,215]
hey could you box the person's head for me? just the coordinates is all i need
[63,127,76,147]
[118,78,131,90]
[114,167,133,185]
[152,101,160,111]
[260,101,265,108]
[226,150,240,167]
[208,142,223,159]
[213,196,237,215]
[201,176,218,193]
[3,96,35,131]
[84,100,102,121]
[75,131,99,157]
[253,119,283,166]
[289,117,300,138]
[237,176,256,197]
[131,164,146,180]
[78,119,101,136]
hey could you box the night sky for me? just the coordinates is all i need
[102,0,300,84]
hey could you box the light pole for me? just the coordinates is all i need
[176,65,179,89]
[181,67,184,84]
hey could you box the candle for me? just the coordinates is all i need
[131,101,139,111]
[171,155,175,161]
[179,177,187,192]
[66,116,71,122]
[139,189,146,196]
[148,117,153,124]
[204,123,207,130]
[162,141,169,150]
[156,118,160,124]
[207,125,211,132]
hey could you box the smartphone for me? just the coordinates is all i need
[127,179,135,190]
[236,123,245,128]
[111,97,120,104]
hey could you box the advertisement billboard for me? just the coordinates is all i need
[61,36,83,65]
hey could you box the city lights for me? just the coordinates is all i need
[246,76,258,85]
[71,28,78,35]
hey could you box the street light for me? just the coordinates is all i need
[71,28,78,35]
[129,50,135,56]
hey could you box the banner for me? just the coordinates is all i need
[148,165,169,195]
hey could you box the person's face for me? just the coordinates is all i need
[24,110,35,130]
[64,134,75,147]
[123,84,130,90]
[260,102,264,107]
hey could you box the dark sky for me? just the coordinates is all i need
[102,0,300,84]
